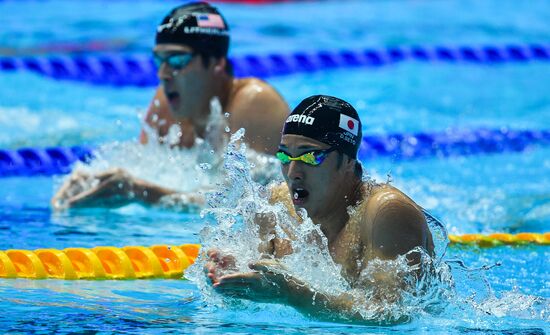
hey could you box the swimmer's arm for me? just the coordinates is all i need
[51,168,197,209]
[290,286,408,325]
[284,282,381,324]
[351,192,434,305]
[255,213,294,257]
[214,260,383,324]
[130,178,178,203]
[95,173,206,206]
[369,192,434,262]
[228,80,289,155]
[215,194,428,324]
[256,183,296,257]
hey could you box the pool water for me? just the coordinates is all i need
[1,0,549,333]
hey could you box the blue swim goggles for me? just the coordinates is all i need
[153,52,195,70]
[276,147,337,166]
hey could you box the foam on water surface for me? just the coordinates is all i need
[185,130,549,326]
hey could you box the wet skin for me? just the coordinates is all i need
[154,44,215,125]
[52,43,289,210]
[205,135,435,322]
[141,43,289,153]
[278,134,360,234]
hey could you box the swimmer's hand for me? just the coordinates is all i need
[51,168,176,210]
[211,259,382,324]
[205,248,239,283]
[255,212,294,257]
[210,259,305,304]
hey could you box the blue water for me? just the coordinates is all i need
[1,0,549,333]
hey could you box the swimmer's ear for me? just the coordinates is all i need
[214,58,226,73]
[344,156,356,174]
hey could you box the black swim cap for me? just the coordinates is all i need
[155,2,230,58]
[282,95,362,159]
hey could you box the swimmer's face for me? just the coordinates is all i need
[279,134,352,221]
[153,43,212,118]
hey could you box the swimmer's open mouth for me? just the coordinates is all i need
[166,92,180,103]
[292,187,309,205]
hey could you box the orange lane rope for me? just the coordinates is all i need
[0,233,547,280]
[0,244,199,280]
[448,232,549,247]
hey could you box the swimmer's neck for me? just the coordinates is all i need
[316,178,364,244]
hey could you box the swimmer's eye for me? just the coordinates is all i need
[153,53,195,70]
[276,147,337,166]
[276,151,292,164]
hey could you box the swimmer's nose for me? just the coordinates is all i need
[157,62,173,81]
[286,160,305,181]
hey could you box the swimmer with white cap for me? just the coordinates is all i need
[52,2,289,209]
[205,95,435,323]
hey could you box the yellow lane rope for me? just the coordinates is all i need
[0,244,199,280]
[449,232,549,247]
[0,233,547,280]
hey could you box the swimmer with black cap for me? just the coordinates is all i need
[52,2,289,209]
[206,95,435,323]
[143,1,289,152]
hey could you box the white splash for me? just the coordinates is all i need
[185,130,549,326]
[52,97,281,210]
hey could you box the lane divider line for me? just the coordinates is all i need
[0,235,547,280]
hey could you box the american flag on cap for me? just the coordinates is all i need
[196,14,225,29]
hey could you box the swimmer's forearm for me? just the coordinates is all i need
[287,284,387,324]
[289,282,407,325]
[132,179,178,204]
[288,285,355,321]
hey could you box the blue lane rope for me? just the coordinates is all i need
[358,128,550,160]
[1,44,549,86]
[0,146,94,177]
[1,128,548,177]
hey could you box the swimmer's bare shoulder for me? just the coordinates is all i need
[360,184,434,262]
[227,78,290,154]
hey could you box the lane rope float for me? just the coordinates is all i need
[1,128,548,177]
[1,44,549,86]
[0,234,547,280]
[0,145,94,177]
[0,244,200,280]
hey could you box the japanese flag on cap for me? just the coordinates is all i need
[339,114,359,136]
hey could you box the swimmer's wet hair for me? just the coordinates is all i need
[156,2,231,72]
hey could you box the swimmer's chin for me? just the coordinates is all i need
[292,198,306,206]
[168,98,181,111]
[292,199,311,217]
